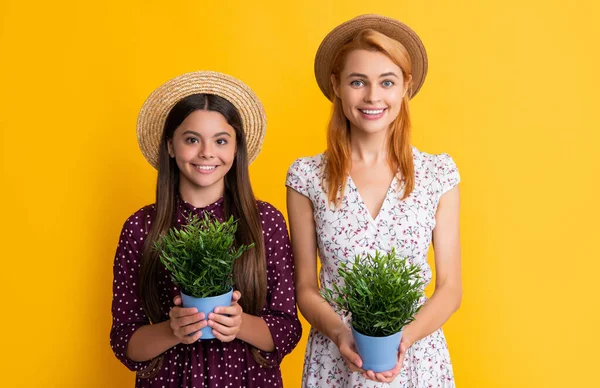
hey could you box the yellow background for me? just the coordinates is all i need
[1,0,598,386]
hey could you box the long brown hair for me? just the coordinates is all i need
[139,93,268,363]
[325,29,415,205]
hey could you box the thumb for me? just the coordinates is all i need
[399,340,409,353]
[232,290,242,302]
[173,295,182,306]
[341,344,363,368]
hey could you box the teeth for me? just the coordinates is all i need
[361,109,384,115]
[195,165,216,171]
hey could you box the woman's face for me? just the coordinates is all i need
[168,109,236,199]
[333,49,409,135]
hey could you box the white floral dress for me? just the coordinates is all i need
[286,147,460,388]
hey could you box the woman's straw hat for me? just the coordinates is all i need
[314,14,428,100]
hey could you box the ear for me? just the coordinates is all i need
[167,138,175,158]
[403,74,413,98]
[330,74,341,98]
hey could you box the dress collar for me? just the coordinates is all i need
[176,195,224,221]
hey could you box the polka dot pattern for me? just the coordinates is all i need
[110,198,302,387]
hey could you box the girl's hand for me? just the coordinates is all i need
[362,336,411,383]
[334,326,365,373]
[169,295,207,344]
[207,290,243,342]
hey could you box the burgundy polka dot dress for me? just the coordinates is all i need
[110,197,302,387]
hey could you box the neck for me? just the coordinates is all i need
[349,125,389,165]
[178,177,225,209]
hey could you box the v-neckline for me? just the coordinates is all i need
[347,174,397,224]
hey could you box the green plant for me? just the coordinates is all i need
[155,213,254,298]
[321,248,425,337]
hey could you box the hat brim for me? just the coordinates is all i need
[137,71,266,169]
[314,14,428,100]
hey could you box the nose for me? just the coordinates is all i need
[198,142,214,159]
[363,84,381,103]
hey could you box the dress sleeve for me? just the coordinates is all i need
[256,204,303,365]
[436,153,461,195]
[109,214,154,372]
[285,158,310,197]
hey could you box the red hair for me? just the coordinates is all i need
[325,29,415,205]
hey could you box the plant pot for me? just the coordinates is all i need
[180,288,233,340]
[351,325,403,372]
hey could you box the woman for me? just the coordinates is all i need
[287,15,461,387]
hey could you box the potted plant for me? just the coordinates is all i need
[322,248,425,372]
[155,213,254,340]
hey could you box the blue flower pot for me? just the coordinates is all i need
[180,288,233,340]
[351,325,403,372]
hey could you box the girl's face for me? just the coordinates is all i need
[168,110,236,200]
[332,49,409,135]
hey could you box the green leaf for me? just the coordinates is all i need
[321,249,425,337]
[156,212,255,298]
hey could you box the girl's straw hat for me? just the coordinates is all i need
[137,71,266,169]
[314,14,428,100]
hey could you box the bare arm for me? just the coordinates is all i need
[286,188,364,369]
[126,307,206,362]
[237,313,275,352]
[286,188,343,339]
[129,292,276,363]
[402,186,462,346]
[126,321,179,362]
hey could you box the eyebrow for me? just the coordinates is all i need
[182,130,232,137]
[346,72,400,79]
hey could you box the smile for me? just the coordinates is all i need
[359,108,386,115]
[193,164,218,172]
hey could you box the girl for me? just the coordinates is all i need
[287,15,461,387]
[110,71,302,387]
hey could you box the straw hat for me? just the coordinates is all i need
[314,14,428,100]
[137,71,267,169]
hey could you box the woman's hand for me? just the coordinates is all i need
[362,335,411,383]
[169,296,207,344]
[207,290,243,342]
[334,326,365,373]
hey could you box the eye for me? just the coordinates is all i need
[382,80,395,88]
[350,80,364,88]
[216,139,228,145]
[185,137,199,144]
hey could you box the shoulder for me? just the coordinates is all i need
[412,146,460,195]
[287,153,326,177]
[412,146,458,174]
[257,201,287,228]
[120,204,156,240]
[257,200,290,239]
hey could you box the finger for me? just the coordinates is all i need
[211,328,235,343]
[173,295,182,305]
[208,312,237,327]
[362,370,391,383]
[174,312,205,327]
[213,304,242,316]
[346,362,364,373]
[396,353,405,369]
[180,329,202,344]
[231,290,241,302]
[179,320,208,337]
[375,372,394,382]
[207,319,239,336]
[339,346,362,369]
[169,306,199,318]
